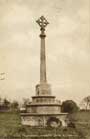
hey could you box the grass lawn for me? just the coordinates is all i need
[69,111,90,139]
[0,111,21,136]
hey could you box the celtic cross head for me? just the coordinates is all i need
[36,16,49,29]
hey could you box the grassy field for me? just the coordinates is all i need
[0,111,90,139]
[0,111,21,136]
[69,111,90,139]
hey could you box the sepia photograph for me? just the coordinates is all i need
[0,0,90,138]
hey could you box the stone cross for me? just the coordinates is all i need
[36,16,49,29]
[36,16,49,83]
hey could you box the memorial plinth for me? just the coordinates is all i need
[21,16,68,127]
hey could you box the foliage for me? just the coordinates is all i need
[11,101,19,110]
[3,98,10,106]
[0,97,19,111]
[80,96,90,110]
[0,98,10,111]
[22,98,31,108]
[62,100,79,113]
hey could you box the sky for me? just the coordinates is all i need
[0,0,90,104]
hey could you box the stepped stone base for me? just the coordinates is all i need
[21,113,68,127]
[21,83,68,127]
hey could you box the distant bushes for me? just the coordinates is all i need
[0,98,19,112]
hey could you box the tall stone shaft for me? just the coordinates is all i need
[36,16,51,96]
[40,28,47,83]
[36,16,49,83]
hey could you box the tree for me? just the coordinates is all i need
[80,96,90,110]
[3,98,10,106]
[22,98,31,108]
[3,98,10,109]
[61,100,79,113]
[11,101,19,110]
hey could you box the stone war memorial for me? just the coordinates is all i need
[21,16,68,127]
